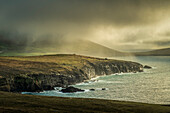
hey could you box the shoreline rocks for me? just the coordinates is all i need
[89,89,95,91]
[144,65,152,69]
[61,86,84,93]
[102,88,106,90]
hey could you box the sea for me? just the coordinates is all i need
[22,56,170,104]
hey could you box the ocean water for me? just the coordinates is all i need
[22,56,170,104]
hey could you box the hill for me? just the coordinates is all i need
[134,48,170,56]
[0,54,143,92]
[0,39,129,57]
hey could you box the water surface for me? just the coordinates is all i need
[22,56,170,104]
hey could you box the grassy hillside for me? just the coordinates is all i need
[0,91,170,113]
[50,40,129,57]
[134,48,170,56]
[0,54,143,92]
[0,40,129,57]
[0,54,125,76]
[0,54,139,77]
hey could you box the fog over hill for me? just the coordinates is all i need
[1,0,170,53]
[0,36,129,57]
[134,48,170,56]
[0,31,170,56]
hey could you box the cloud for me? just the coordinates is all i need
[0,31,30,46]
[0,0,170,51]
[162,31,170,37]
[1,0,170,26]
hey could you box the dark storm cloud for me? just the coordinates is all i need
[0,0,170,50]
[1,0,170,28]
[0,30,30,46]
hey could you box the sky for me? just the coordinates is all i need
[0,0,170,51]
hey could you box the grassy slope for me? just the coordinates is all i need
[0,40,129,57]
[0,54,143,92]
[1,40,170,57]
[0,54,129,76]
[134,48,170,56]
[0,91,170,113]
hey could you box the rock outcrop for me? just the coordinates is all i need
[61,86,84,93]
[144,65,152,69]
[89,89,95,91]
[0,54,144,92]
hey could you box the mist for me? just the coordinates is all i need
[0,0,170,55]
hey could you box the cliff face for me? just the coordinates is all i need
[0,54,143,92]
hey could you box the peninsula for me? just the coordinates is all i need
[0,54,143,92]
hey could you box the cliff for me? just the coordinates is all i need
[0,54,143,92]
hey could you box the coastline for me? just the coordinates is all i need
[0,54,143,92]
[21,70,148,101]
[0,55,169,112]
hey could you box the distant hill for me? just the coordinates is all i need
[48,40,130,57]
[0,39,130,57]
[1,38,170,57]
[134,48,170,56]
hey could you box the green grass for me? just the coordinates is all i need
[0,54,143,92]
[0,91,169,113]
[0,54,126,76]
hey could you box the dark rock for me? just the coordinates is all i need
[42,85,55,90]
[7,76,43,92]
[0,85,10,92]
[102,88,106,90]
[61,86,84,93]
[89,89,95,91]
[144,65,152,69]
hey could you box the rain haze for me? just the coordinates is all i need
[0,0,170,53]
